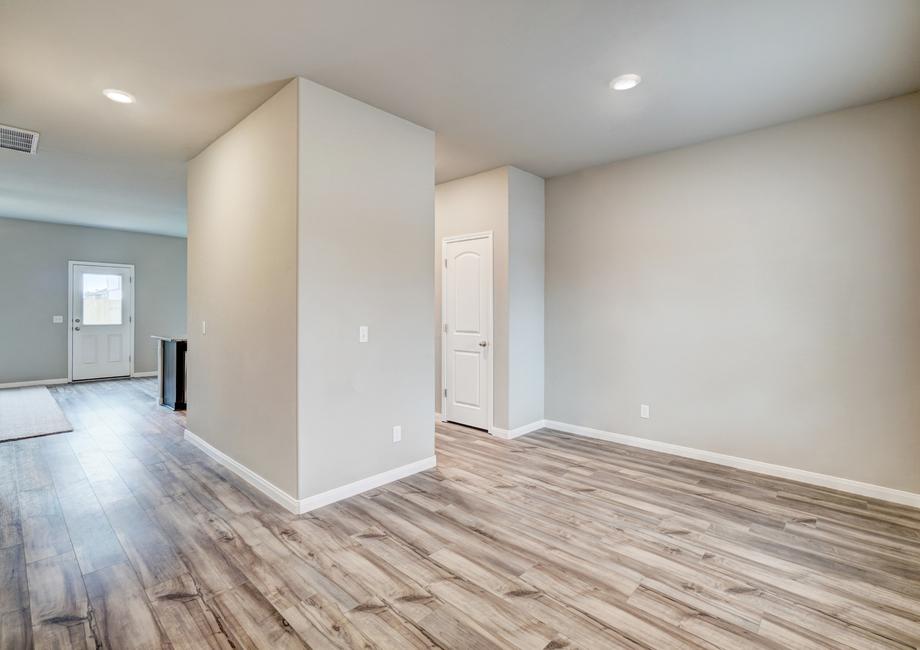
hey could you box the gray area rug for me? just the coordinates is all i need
[0,386,73,442]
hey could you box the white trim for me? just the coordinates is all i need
[441,231,494,433]
[441,231,495,243]
[68,260,136,382]
[0,378,69,390]
[184,429,438,515]
[131,371,158,378]
[298,455,438,513]
[67,264,72,381]
[543,420,920,509]
[184,429,302,513]
[491,419,547,440]
[435,412,445,422]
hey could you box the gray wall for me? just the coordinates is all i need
[508,167,545,429]
[546,91,920,493]
[0,216,186,384]
[297,78,435,498]
[187,80,300,497]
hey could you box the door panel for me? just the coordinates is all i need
[107,334,124,362]
[452,350,481,407]
[72,264,133,381]
[444,236,492,429]
[81,338,98,364]
[453,253,482,333]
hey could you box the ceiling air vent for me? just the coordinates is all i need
[0,124,40,155]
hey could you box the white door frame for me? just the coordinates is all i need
[440,231,494,433]
[67,260,135,382]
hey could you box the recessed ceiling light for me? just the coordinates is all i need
[103,88,136,104]
[609,73,642,91]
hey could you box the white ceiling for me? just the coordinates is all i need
[2,0,919,237]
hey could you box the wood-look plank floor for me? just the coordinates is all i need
[1,379,919,648]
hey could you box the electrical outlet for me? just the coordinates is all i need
[392,425,402,443]
[359,326,368,343]
[640,404,650,419]
[52,315,63,324]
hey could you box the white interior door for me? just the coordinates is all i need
[443,234,492,430]
[71,263,133,381]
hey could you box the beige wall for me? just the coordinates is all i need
[187,80,300,497]
[187,77,435,503]
[546,92,920,493]
[0,217,186,384]
[297,78,435,498]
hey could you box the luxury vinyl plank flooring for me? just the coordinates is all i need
[0,380,917,648]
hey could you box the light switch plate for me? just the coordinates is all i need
[201,321,207,335]
[640,404,650,419]
[392,425,402,442]
[359,326,368,343]
[52,315,63,324]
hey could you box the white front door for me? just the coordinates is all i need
[71,263,133,381]
[443,234,492,430]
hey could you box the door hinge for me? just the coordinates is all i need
[444,388,447,397]
[444,259,447,268]
[128,355,132,362]
[129,276,133,283]
[443,323,448,333]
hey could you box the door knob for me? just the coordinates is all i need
[478,340,488,347]
[74,326,81,331]
[74,318,81,323]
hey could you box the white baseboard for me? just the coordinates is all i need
[491,419,547,440]
[184,429,302,513]
[543,420,920,509]
[299,455,437,513]
[131,371,157,378]
[0,378,69,390]
[184,429,437,515]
